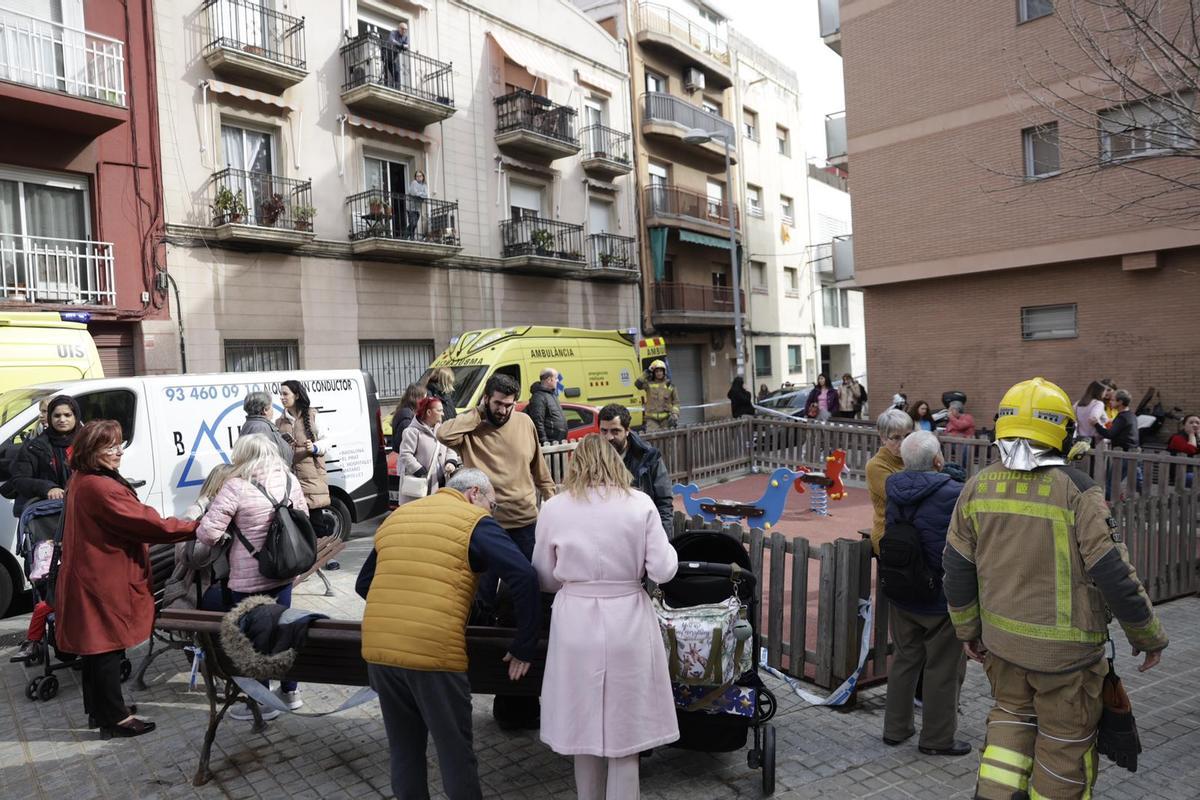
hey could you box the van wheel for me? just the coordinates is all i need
[0,566,13,619]
[325,497,352,543]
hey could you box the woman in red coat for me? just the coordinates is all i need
[55,420,198,738]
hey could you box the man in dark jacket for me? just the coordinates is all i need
[524,368,568,444]
[1095,388,1139,451]
[598,403,673,533]
[881,430,969,756]
[727,376,754,418]
[238,392,293,466]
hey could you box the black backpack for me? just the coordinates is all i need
[232,475,317,581]
[878,511,940,604]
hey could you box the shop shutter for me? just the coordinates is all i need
[91,327,136,377]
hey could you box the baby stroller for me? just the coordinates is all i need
[11,498,131,701]
[657,529,778,795]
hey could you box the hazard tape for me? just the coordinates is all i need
[759,598,874,706]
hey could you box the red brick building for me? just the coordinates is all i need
[0,1,167,373]
[835,0,1200,430]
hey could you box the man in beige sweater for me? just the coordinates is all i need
[437,371,554,729]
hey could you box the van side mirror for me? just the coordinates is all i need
[563,387,581,398]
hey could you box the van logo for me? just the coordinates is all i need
[530,347,575,359]
[57,344,85,358]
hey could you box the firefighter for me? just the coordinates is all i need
[943,377,1167,800]
[636,359,679,431]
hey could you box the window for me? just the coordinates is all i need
[702,98,722,117]
[784,267,799,296]
[711,269,728,289]
[76,390,137,445]
[780,195,795,225]
[508,179,544,220]
[706,179,725,219]
[647,161,669,214]
[0,166,94,303]
[360,340,435,400]
[1099,94,1194,162]
[1021,304,1077,340]
[787,345,803,373]
[754,345,772,376]
[1018,0,1053,22]
[747,185,763,217]
[221,122,278,225]
[750,260,767,293]
[822,287,851,328]
[1023,123,1060,177]
[776,125,790,156]
[743,108,758,141]
[645,69,666,94]
[225,339,299,372]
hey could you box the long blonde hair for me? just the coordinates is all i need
[428,366,455,392]
[563,434,633,499]
[229,434,288,482]
[198,463,235,501]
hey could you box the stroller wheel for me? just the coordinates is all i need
[747,747,761,770]
[119,658,132,682]
[761,724,776,796]
[25,677,41,701]
[756,688,777,723]
[37,674,59,701]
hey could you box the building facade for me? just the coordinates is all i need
[834,0,1200,419]
[152,0,639,400]
[0,0,165,373]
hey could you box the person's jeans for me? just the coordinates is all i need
[226,584,298,693]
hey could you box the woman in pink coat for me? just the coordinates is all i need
[533,434,679,800]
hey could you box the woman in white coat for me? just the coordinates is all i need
[533,434,679,800]
[397,396,459,502]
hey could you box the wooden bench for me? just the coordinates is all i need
[156,608,547,786]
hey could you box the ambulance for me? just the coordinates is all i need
[0,312,104,393]
[425,327,668,425]
[0,370,389,615]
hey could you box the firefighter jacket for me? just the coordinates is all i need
[943,462,1167,673]
[639,379,680,423]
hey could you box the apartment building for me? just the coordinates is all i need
[831,0,1199,417]
[151,0,638,400]
[0,1,164,373]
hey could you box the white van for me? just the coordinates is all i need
[0,370,389,614]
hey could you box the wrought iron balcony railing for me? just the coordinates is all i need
[644,185,739,228]
[341,32,454,107]
[581,124,632,164]
[210,168,314,230]
[635,2,730,66]
[0,6,125,105]
[495,89,578,146]
[500,216,584,261]
[0,235,115,306]
[586,233,637,272]
[202,0,306,70]
[653,281,743,314]
[346,190,459,244]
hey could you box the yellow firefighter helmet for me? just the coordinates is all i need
[995,377,1076,451]
[649,359,667,372]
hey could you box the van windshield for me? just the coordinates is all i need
[0,387,57,427]
[422,366,489,410]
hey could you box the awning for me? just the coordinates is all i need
[488,29,569,88]
[575,66,617,95]
[344,114,432,144]
[202,80,292,112]
[649,227,668,280]
[680,229,733,250]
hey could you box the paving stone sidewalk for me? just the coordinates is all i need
[1,531,1197,799]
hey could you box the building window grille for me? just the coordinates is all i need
[224,339,299,372]
[1021,304,1077,340]
[360,339,435,400]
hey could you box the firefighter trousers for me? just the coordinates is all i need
[975,654,1106,800]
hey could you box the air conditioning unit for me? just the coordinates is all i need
[683,67,706,92]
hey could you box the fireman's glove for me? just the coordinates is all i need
[1096,660,1142,772]
[1067,439,1092,462]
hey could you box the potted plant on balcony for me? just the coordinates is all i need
[212,186,247,225]
[530,227,554,255]
[294,205,316,232]
[260,193,287,227]
[599,251,628,268]
[367,196,390,217]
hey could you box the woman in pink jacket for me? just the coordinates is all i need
[533,434,679,800]
[197,433,308,719]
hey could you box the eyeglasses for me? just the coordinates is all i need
[885,434,906,442]
[101,445,124,456]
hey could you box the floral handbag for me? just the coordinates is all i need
[653,592,752,687]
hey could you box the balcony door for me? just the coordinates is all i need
[0,167,92,303]
[706,179,725,223]
[364,155,407,236]
[221,123,275,225]
[647,161,668,214]
[0,0,85,95]
[584,97,606,155]
[212,0,278,56]
[508,180,543,221]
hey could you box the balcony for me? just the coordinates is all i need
[494,89,580,161]
[585,233,638,280]
[651,281,744,329]
[209,168,315,248]
[634,2,732,89]
[0,236,115,307]
[581,125,632,179]
[347,191,461,262]
[201,0,306,91]
[818,0,841,55]
[340,33,455,127]
[500,216,584,274]
[643,185,740,239]
[0,7,127,134]
[826,111,847,170]
[641,93,737,167]
[832,234,854,282]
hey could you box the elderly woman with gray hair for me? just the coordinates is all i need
[239,392,292,466]
[867,408,914,555]
[880,430,968,756]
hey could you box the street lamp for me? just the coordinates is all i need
[683,127,744,378]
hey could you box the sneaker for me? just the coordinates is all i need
[277,688,303,710]
[229,703,280,722]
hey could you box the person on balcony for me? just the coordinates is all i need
[385,22,411,90]
[405,171,428,240]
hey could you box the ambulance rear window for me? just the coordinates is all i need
[0,388,57,427]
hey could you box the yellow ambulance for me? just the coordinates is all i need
[0,312,103,394]
[426,326,668,425]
